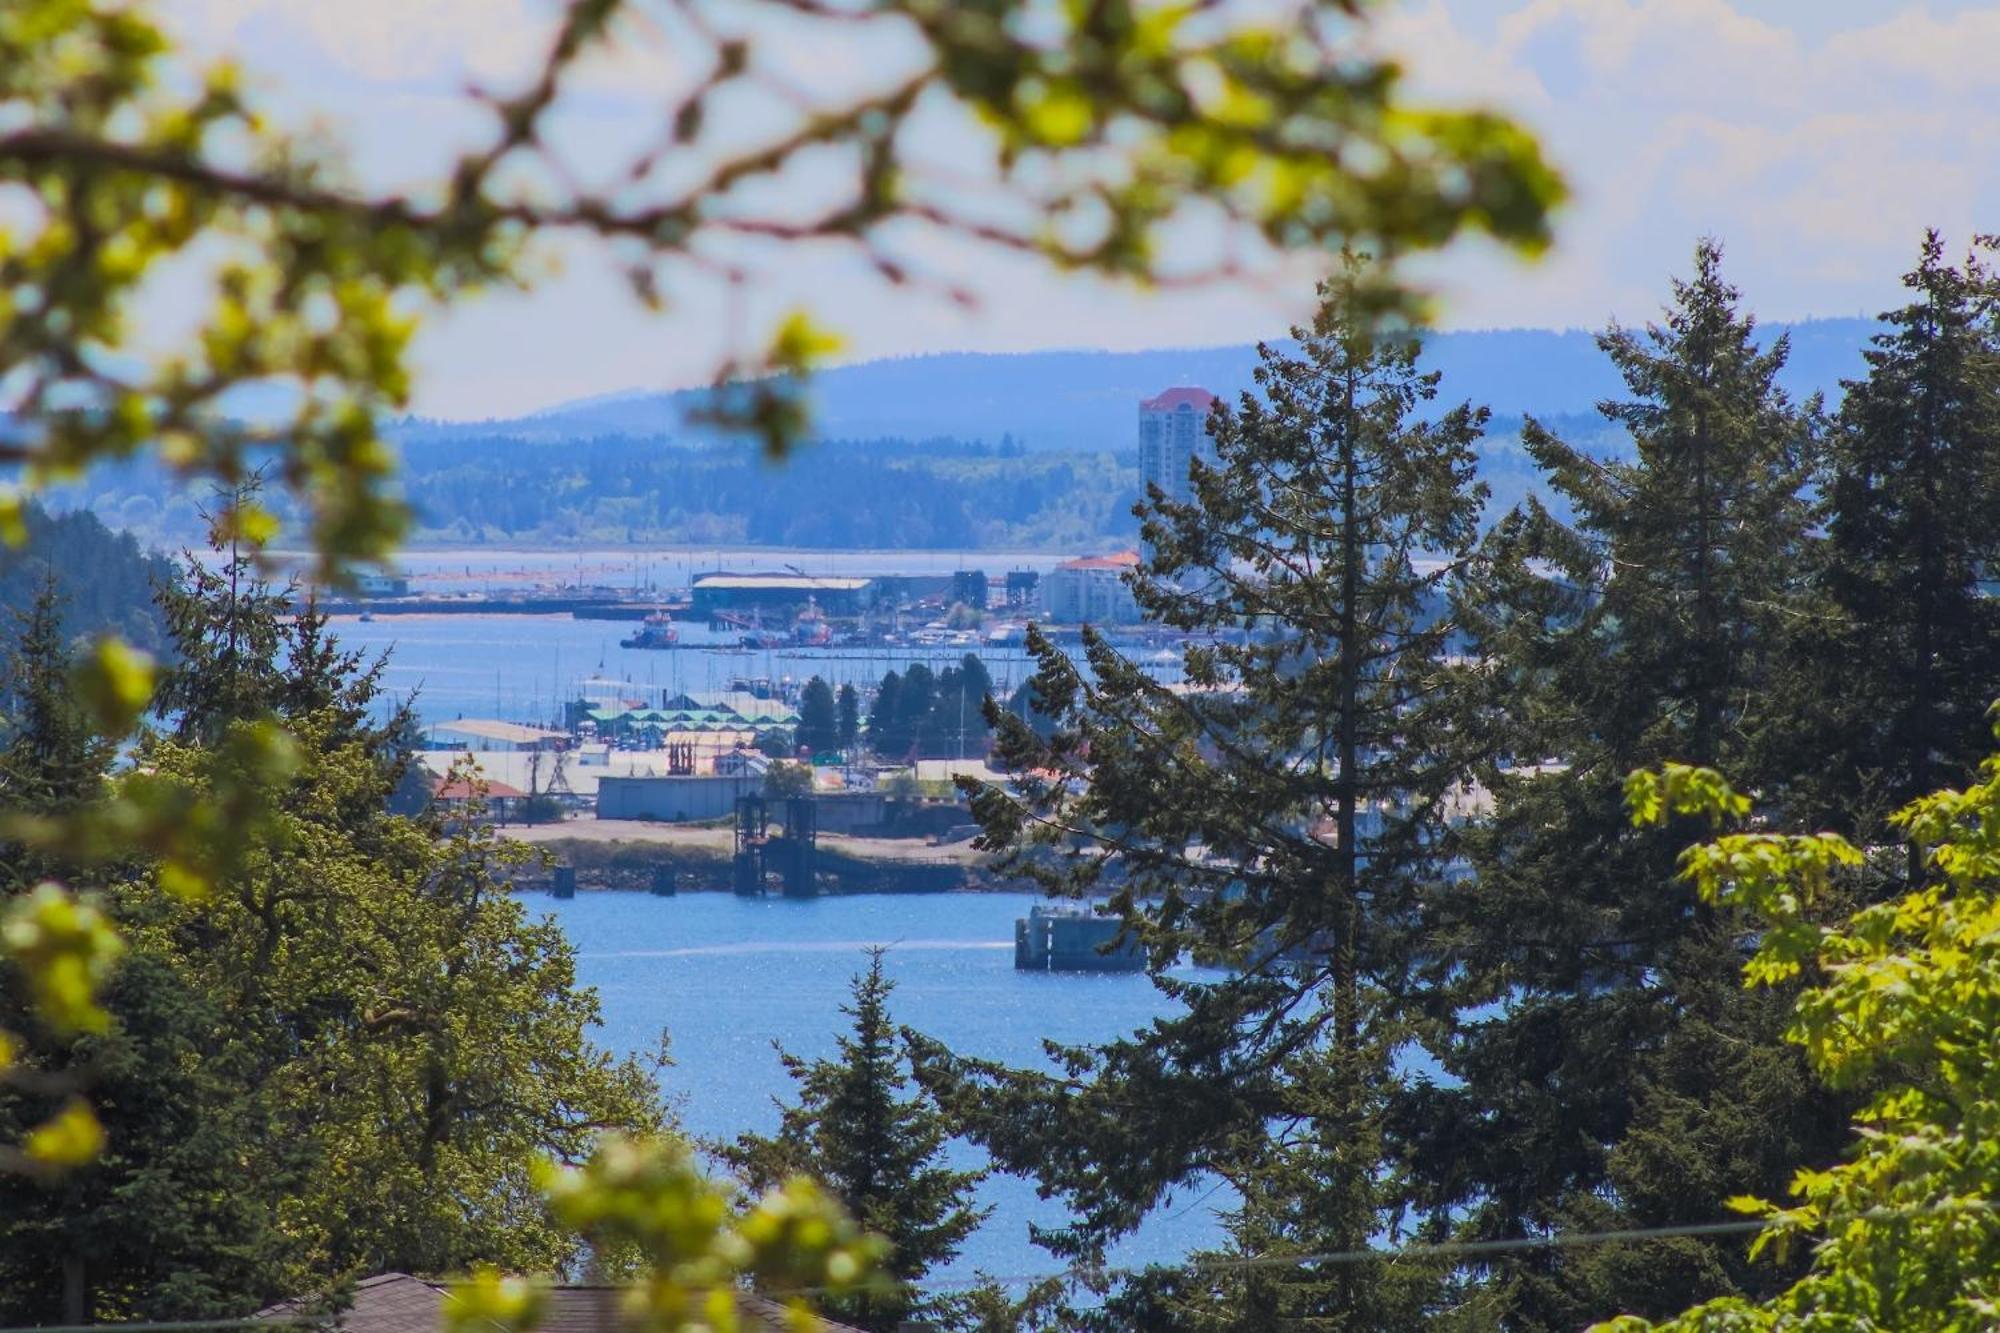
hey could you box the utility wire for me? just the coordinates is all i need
[904,1217,1774,1294]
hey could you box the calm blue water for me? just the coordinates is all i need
[312,545,1189,729]
[386,547,1069,595]
[538,889,1228,1283]
[326,613,1050,727]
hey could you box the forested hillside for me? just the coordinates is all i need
[396,436,1138,549]
[0,503,173,654]
[35,413,1624,553]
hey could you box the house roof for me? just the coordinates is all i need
[260,1272,864,1333]
[692,574,871,592]
[684,691,800,724]
[426,719,568,745]
[430,776,528,800]
[588,706,748,727]
[1140,386,1217,412]
[1056,550,1141,572]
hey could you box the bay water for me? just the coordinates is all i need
[540,888,1228,1284]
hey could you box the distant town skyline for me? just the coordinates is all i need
[163,0,2000,418]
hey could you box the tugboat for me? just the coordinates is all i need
[792,596,833,648]
[619,611,679,650]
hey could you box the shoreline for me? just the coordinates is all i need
[499,819,997,893]
[267,541,1079,560]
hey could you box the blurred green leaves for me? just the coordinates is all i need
[447,1134,887,1333]
[2,882,125,1036]
[72,636,156,738]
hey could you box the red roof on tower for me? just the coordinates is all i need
[1141,386,1217,412]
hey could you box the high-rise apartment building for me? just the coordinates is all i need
[1138,386,1218,505]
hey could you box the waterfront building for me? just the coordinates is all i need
[690,572,874,618]
[1042,551,1142,625]
[1138,385,1218,506]
[422,719,568,752]
[353,571,410,597]
[597,772,765,821]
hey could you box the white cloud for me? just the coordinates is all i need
[1396,0,2000,331]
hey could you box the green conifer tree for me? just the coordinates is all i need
[1417,240,1840,1328]
[798,676,839,754]
[837,683,861,751]
[867,670,903,757]
[1815,232,2000,862]
[916,264,1497,1329]
[0,576,115,890]
[726,950,986,1331]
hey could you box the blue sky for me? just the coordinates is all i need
[163,1,2000,418]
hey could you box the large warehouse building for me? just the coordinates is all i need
[690,573,875,618]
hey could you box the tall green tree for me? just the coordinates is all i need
[1415,240,1839,1328]
[917,267,1496,1329]
[0,575,281,1322]
[867,670,903,758]
[726,950,986,1332]
[934,654,996,759]
[837,682,861,751]
[798,676,839,755]
[0,577,115,891]
[898,663,937,752]
[1812,232,2000,859]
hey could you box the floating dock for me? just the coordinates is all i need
[1014,904,1146,972]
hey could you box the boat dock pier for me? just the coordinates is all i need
[1014,903,1146,972]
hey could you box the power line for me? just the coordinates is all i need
[893,1216,1775,1294]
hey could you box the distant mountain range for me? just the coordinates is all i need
[393,317,1878,452]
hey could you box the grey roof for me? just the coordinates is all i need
[260,1272,863,1333]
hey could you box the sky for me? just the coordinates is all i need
[161,0,2000,419]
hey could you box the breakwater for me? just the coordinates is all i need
[305,595,686,618]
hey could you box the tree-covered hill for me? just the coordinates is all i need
[395,436,1139,549]
[0,502,173,654]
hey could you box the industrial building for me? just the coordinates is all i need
[422,719,568,752]
[951,569,990,609]
[596,773,763,822]
[689,573,874,618]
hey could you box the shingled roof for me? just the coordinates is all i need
[260,1272,865,1333]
